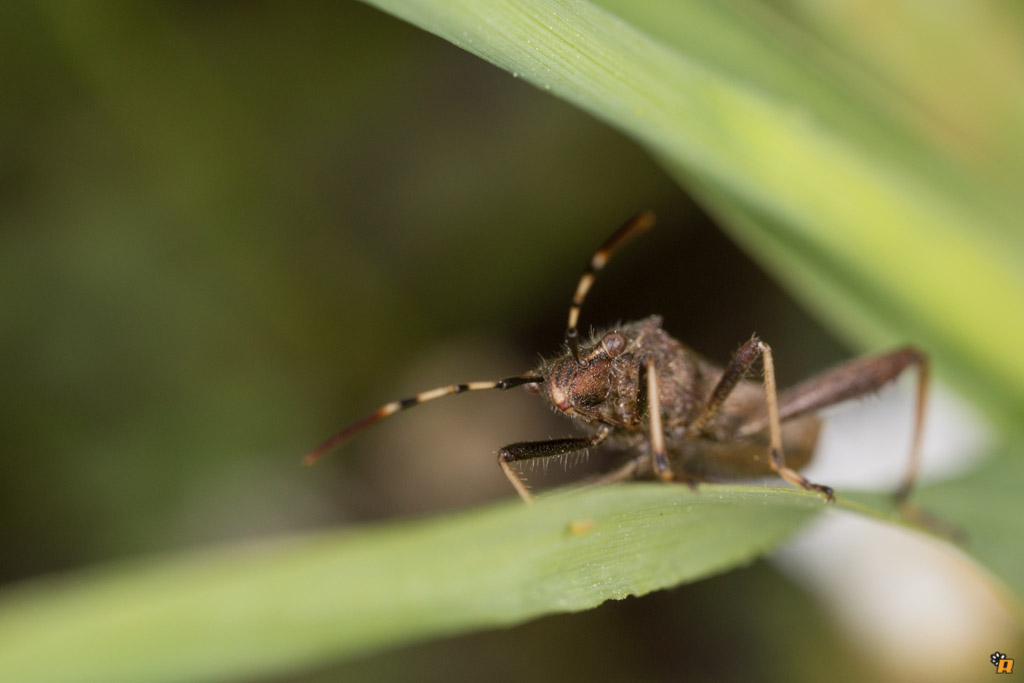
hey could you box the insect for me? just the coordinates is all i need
[304,212,929,505]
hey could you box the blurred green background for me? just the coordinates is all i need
[1,2,1019,682]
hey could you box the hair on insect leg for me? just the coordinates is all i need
[496,429,612,503]
[565,449,589,471]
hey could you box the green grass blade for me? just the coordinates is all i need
[0,485,822,683]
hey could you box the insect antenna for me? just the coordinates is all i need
[565,210,655,364]
[302,374,543,466]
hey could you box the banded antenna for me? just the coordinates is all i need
[302,374,542,466]
[565,211,655,364]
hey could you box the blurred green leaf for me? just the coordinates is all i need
[0,485,822,683]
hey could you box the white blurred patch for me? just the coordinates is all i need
[800,376,991,489]
[776,513,1020,682]
[775,381,1016,682]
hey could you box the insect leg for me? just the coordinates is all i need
[758,340,836,501]
[591,455,648,485]
[498,425,612,503]
[687,335,763,435]
[644,357,673,482]
[565,211,655,364]
[690,336,835,501]
[738,346,928,502]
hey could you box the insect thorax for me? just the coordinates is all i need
[538,316,716,433]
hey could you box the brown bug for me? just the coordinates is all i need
[304,212,929,505]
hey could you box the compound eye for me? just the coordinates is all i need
[601,332,627,357]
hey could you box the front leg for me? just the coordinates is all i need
[498,425,611,503]
[642,357,673,482]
